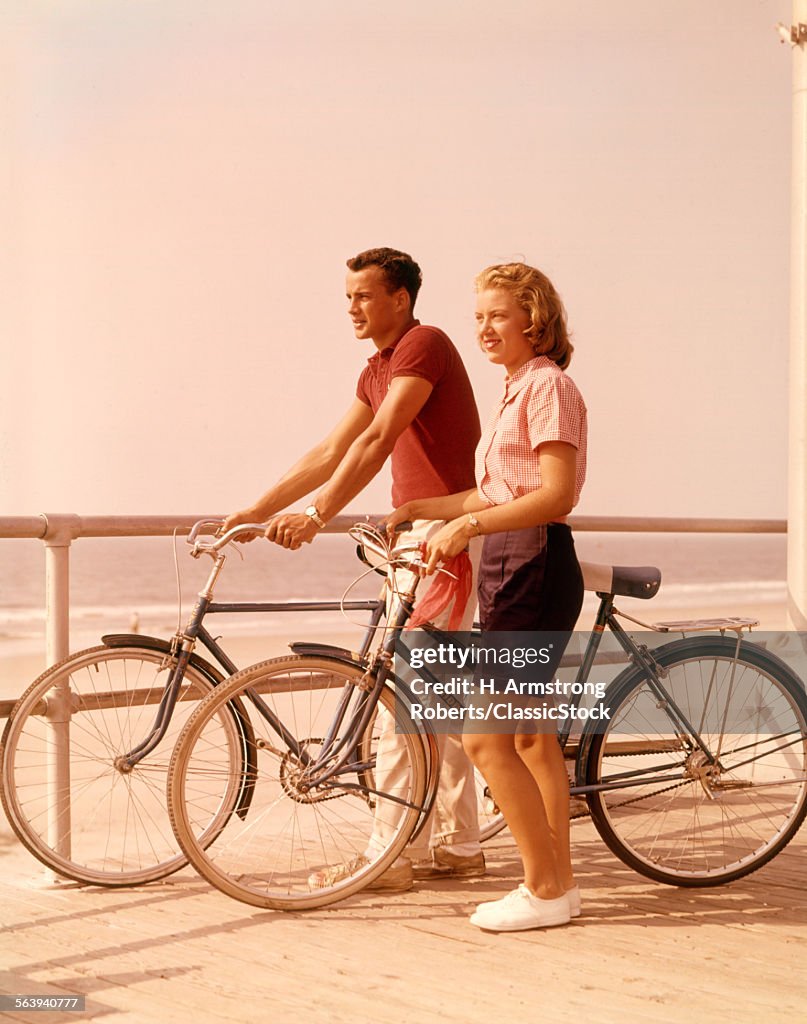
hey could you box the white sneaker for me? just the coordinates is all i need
[476,885,581,918]
[470,885,571,931]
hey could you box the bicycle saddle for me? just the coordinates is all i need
[580,562,662,600]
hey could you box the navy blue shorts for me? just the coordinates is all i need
[477,522,583,633]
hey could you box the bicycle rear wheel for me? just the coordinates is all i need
[168,655,429,910]
[584,635,807,886]
[0,645,244,886]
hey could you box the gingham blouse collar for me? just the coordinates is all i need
[501,354,555,399]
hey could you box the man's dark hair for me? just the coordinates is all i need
[346,247,422,310]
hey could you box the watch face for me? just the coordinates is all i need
[305,506,325,527]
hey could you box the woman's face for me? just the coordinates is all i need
[475,288,535,376]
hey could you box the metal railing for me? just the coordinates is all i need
[1,511,787,719]
[0,511,787,868]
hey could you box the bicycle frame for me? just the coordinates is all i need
[560,593,719,767]
[114,524,750,810]
[391,588,747,801]
[115,542,385,771]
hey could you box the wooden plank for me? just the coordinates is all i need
[1,820,805,1024]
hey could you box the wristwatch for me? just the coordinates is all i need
[304,505,326,529]
[467,513,482,536]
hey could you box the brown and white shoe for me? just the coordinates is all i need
[307,855,413,893]
[412,848,486,880]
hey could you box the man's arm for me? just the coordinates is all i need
[222,398,374,532]
[315,376,433,519]
[265,375,433,548]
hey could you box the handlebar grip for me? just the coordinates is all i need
[377,519,413,535]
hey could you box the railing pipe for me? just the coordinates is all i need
[0,510,789,874]
[0,513,788,540]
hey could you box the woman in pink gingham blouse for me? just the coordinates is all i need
[390,262,587,932]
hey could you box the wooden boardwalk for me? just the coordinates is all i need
[1,815,805,1024]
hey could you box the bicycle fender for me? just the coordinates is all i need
[102,633,229,683]
[288,641,364,662]
[101,633,258,821]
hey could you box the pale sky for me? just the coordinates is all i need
[1,1,796,519]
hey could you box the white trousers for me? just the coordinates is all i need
[369,520,481,858]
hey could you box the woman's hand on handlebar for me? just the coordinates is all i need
[385,503,414,540]
[422,517,472,575]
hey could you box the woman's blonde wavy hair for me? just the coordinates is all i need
[474,262,573,369]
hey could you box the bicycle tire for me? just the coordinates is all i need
[167,655,430,910]
[0,644,245,886]
[356,695,441,850]
[583,635,807,886]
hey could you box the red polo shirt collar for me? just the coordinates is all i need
[365,320,421,366]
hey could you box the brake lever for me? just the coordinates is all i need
[395,552,459,581]
[187,518,225,545]
[191,522,267,557]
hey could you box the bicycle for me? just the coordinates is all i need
[165,525,807,909]
[4,521,806,906]
[0,520,388,887]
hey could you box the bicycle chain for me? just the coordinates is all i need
[585,746,690,812]
[278,741,373,805]
[594,779,690,812]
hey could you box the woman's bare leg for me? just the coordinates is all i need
[514,732,575,891]
[462,732,563,899]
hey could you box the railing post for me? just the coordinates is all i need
[41,514,81,864]
[788,2,807,629]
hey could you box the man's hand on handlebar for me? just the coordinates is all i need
[264,513,319,550]
[221,509,265,543]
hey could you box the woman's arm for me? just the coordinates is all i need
[421,442,576,573]
[386,487,485,533]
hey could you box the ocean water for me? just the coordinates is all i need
[0,530,787,657]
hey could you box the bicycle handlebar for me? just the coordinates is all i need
[349,521,458,580]
[186,517,457,578]
[187,519,225,544]
[187,519,268,556]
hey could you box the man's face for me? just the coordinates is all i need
[346,266,406,342]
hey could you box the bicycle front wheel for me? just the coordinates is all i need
[168,655,430,910]
[585,635,807,886]
[0,644,245,886]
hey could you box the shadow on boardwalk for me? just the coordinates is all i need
[1,819,805,1024]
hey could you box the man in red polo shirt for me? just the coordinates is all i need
[223,247,484,890]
